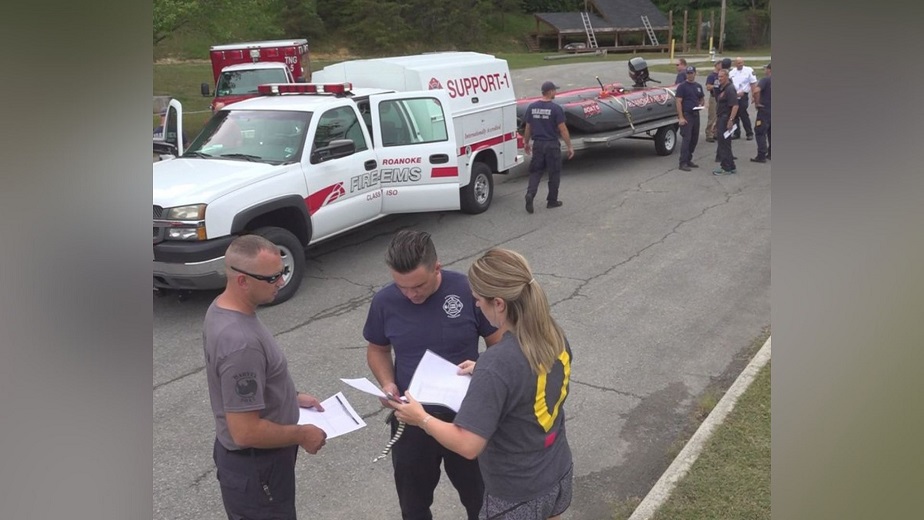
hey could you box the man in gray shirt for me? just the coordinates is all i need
[204,234,326,520]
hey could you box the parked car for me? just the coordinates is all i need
[563,42,588,53]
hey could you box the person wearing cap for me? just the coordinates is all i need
[713,68,739,175]
[521,81,574,214]
[704,60,722,142]
[674,58,689,84]
[153,110,167,139]
[729,57,758,140]
[675,65,706,172]
[750,63,771,163]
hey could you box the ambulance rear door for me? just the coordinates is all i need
[370,90,461,214]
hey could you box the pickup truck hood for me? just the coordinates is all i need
[153,158,293,207]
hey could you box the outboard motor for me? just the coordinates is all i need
[628,57,653,88]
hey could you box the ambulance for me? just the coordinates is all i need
[200,39,311,111]
[153,52,523,305]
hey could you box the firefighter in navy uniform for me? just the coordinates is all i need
[750,63,772,163]
[675,66,706,171]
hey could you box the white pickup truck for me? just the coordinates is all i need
[153,52,523,304]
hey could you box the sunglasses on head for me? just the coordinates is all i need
[230,265,290,284]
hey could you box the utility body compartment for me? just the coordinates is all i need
[312,52,521,178]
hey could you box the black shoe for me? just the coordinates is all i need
[750,157,767,163]
[705,137,715,143]
[547,200,563,208]
[746,134,754,141]
[525,195,534,214]
[679,164,691,171]
[688,161,700,168]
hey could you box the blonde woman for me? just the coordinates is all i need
[391,248,573,520]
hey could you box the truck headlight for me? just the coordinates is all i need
[166,226,207,240]
[164,204,206,220]
[157,204,207,241]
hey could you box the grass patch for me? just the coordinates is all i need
[649,360,771,520]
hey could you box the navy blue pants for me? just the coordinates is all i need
[716,115,737,172]
[390,411,483,520]
[213,438,299,520]
[734,95,753,138]
[755,108,771,160]
[526,140,563,202]
[679,112,700,166]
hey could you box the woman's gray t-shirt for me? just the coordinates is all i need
[454,332,573,501]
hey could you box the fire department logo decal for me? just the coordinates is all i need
[428,77,443,90]
[443,295,463,318]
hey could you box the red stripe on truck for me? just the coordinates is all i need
[431,167,459,178]
[458,132,517,156]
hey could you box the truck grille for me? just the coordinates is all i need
[153,205,164,244]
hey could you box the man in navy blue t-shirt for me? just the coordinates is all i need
[704,60,722,142]
[750,63,771,163]
[674,58,689,84]
[675,66,706,171]
[522,81,574,214]
[364,230,502,520]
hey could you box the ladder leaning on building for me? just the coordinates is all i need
[641,15,659,46]
[581,11,598,48]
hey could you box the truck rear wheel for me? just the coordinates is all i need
[460,162,493,214]
[654,125,678,156]
[254,226,305,306]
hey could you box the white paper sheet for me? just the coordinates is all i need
[723,124,738,139]
[693,105,705,111]
[341,350,472,412]
[297,391,366,439]
[406,350,471,412]
[341,377,407,401]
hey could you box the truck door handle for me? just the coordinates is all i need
[429,154,449,164]
[365,160,377,170]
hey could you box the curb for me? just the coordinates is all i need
[627,336,772,520]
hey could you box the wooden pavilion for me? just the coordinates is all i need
[527,0,672,52]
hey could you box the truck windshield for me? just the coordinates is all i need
[216,69,290,96]
[185,110,312,164]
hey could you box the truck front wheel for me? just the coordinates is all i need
[254,226,305,306]
[460,162,494,214]
[654,125,678,156]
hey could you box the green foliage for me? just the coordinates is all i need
[155,0,769,58]
[521,0,582,12]
[340,0,409,53]
[153,0,202,45]
[280,0,326,40]
[155,0,288,50]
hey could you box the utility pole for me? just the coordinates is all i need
[719,0,727,53]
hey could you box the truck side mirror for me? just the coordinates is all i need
[295,76,307,83]
[201,83,210,97]
[310,139,356,164]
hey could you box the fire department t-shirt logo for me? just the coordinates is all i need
[233,372,258,401]
[443,295,463,318]
[428,77,442,90]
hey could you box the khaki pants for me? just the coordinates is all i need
[706,97,717,140]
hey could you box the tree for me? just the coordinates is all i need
[280,0,325,40]
[154,0,283,46]
[153,0,202,45]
